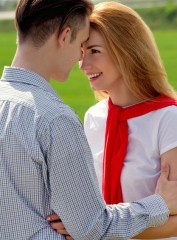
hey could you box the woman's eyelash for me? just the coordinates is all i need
[91,49,99,54]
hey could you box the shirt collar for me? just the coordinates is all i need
[1,66,59,98]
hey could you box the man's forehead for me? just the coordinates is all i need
[82,23,90,42]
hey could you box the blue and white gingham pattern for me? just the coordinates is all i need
[0,67,169,240]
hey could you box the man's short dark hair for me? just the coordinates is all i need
[15,0,93,47]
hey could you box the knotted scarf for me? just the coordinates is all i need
[103,95,177,204]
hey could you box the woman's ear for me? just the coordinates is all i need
[57,27,71,47]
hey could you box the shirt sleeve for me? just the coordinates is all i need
[48,113,169,240]
[158,106,177,155]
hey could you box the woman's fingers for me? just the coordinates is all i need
[56,228,68,235]
[51,221,71,236]
[51,221,65,230]
[66,235,74,240]
[47,214,60,222]
[47,213,72,237]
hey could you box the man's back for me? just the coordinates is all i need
[0,67,78,239]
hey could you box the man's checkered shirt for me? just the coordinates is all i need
[0,67,169,240]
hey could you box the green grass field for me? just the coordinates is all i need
[0,31,177,121]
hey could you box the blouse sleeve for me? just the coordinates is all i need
[158,106,177,155]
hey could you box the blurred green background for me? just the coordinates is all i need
[0,1,177,122]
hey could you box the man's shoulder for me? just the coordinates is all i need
[31,91,80,127]
[0,80,80,126]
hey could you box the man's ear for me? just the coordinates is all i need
[57,27,71,47]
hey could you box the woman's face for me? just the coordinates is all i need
[79,28,123,93]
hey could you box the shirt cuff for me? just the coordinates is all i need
[134,194,169,228]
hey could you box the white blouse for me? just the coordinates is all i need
[84,99,177,203]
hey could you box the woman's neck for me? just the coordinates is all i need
[108,85,142,107]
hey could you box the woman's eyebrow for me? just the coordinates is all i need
[86,45,103,49]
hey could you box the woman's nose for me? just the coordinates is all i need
[79,56,90,71]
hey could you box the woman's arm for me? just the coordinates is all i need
[161,147,177,181]
[135,147,177,238]
[134,215,177,238]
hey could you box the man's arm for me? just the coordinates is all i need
[48,163,177,239]
[48,214,177,239]
[48,114,170,240]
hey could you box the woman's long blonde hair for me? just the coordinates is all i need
[90,2,177,100]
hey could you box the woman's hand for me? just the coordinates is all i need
[47,214,74,240]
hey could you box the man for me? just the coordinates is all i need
[1,1,177,239]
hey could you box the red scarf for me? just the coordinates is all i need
[102,95,177,204]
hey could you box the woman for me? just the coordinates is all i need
[48,2,177,239]
[83,1,177,205]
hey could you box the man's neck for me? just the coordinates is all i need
[11,44,51,82]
